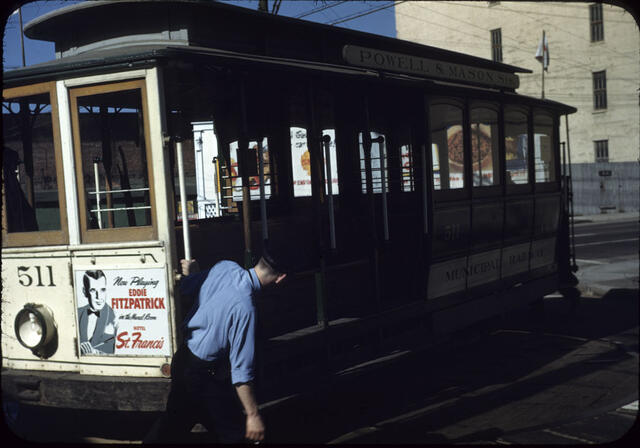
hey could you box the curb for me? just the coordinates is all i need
[571,215,639,225]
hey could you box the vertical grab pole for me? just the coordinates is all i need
[239,79,253,268]
[322,134,336,250]
[93,159,103,229]
[258,139,268,240]
[362,96,381,312]
[176,139,191,261]
[377,137,389,241]
[421,144,429,234]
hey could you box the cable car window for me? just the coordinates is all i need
[185,121,219,220]
[316,86,340,196]
[288,86,312,198]
[359,131,388,194]
[70,80,155,242]
[393,121,415,193]
[229,137,271,201]
[430,102,465,190]
[290,126,311,197]
[470,105,500,187]
[400,144,415,192]
[534,113,555,183]
[288,85,339,198]
[3,87,64,239]
[504,107,529,185]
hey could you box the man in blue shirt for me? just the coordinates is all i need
[146,243,288,444]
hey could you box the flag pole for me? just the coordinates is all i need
[18,7,26,67]
[541,30,545,99]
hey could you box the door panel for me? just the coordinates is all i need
[70,79,157,244]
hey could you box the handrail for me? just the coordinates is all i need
[90,205,151,213]
[88,187,150,195]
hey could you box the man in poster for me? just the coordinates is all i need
[77,270,118,355]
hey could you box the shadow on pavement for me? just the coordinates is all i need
[268,288,639,443]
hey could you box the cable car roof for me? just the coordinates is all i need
[5,1,577,113]
[19,0,531,76]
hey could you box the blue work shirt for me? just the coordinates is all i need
[182,261,261,385]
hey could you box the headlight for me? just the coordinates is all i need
[15,304,57,355]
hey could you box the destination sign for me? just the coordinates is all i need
[343,45,520,90]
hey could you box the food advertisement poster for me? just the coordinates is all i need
[290,127,339,197]
[74,268,171,357]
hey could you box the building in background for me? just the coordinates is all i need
[396,1,639,214]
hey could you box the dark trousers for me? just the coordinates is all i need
[145,345,245,444]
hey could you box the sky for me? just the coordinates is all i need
[2,0,397,71]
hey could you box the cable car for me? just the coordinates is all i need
[2,0,577,417]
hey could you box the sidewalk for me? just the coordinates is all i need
[576,258,639,297]
[570,210,639,297]
[571,210,639,224]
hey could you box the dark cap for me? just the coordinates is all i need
[261,238,293,274]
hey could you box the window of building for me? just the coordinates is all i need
[491,29,503,63]
[430,101,465,190]
[533,113,556,183]
[594,140,609,162]
[590,3,604,42]
[593,70,607,110]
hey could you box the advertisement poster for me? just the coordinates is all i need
[290,127,339,197]
[74,268,171,357]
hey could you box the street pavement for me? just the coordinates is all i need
[278,289,638,444]
[572,211,639,297]
[312,211,639,444]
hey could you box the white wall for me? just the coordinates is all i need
[396,1,640,163]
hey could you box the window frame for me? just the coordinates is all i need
[503,104,533,195]
[593,70,607,110]
[2,81,69,247]
[590,3,604,42]
[490,28,503,63]
[533,109,560,192]
[69,79,157,244]
[428,96,470,202]
[594,139,609,163]
[469,101,502,198]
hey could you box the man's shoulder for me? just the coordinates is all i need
[212,260,243,273]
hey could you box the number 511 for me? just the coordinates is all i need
[17,266,56,287]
